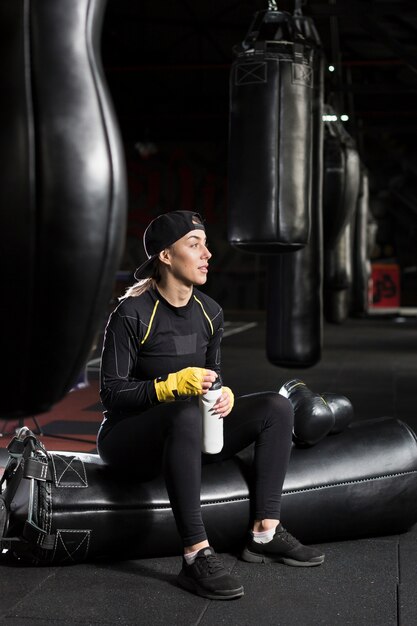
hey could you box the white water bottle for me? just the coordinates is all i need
[200,379,223,454]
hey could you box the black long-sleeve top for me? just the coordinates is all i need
[100,286,224,425]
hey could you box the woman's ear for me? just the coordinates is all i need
[158,248,171,267]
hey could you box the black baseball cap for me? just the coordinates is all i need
[134,211,205,280]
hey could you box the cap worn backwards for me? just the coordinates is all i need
[134,211,205,280]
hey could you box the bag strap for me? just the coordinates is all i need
[22,520,56,551]
[0,428,53,554]
[24,458,51,482]
[239,9,302,51]
[1,427,48,492]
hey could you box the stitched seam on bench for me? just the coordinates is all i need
[283,469,417,495]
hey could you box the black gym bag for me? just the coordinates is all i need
[0,427,94,565]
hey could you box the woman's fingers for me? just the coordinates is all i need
[214,392,231,417]
[204,369,218,382]
[201,369,218,392]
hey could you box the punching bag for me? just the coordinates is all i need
[351,170,371,315]
[228,9,313,252]
[322,112,361,250]
[266,15,323,367]
[0,0,127,419]
[324,222,353,324]
[322,113,360,323]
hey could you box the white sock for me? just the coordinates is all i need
[184,548,200,565]
[252,527,276,544]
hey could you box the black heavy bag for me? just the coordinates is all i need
[323,119,360,324]
[266,15,324,367]
[4,419,417,561]
[351,170,371,314]
[324,222,353,323]
[228,10,313,252]
[322,112,361,250]
[0,0,127,419]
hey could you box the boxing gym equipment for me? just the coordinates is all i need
[320,392,354,435]
[228,9,313,252]
[351,170,371,315]
[325,222,353,293]
[154,367,208,402]
[324,222,353,324]
[2,416,417,564]
[280,379,334,447]
[0,0,127,420]
[322,114,361,324]
[322,111,361,250]
[266,14,324,368]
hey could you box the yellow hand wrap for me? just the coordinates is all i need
[222,386,235,411]
[154,367,206,402]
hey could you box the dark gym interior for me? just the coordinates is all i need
[101,0,417,311]
[1,1,417,624]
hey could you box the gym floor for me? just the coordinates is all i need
[1,312,417,625]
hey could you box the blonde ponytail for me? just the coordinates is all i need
[120,259,163,300]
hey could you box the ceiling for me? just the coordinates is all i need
[101,0,417,250]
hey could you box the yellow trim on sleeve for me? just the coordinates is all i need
[193,295,214,335]
[140,300,160,344]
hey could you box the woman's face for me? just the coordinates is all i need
[162,228,212,286]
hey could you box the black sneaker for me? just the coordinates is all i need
[177,546,244,600]
[241,524,325,567]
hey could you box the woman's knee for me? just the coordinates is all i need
[261,392,294,429]
[165,402,202,438]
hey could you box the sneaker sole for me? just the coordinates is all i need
[177,573,244,600]
[241,547,325,567]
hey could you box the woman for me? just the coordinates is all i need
[97,210,324,601]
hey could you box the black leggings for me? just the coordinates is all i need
[97,392,294,547]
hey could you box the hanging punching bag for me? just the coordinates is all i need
[266,15,324,367]
[351,170,371,315]
[0,0,127,419]
[228,9,313,252]
[324,222,353,324]
[322,113,360,323]
[322,112,361,250]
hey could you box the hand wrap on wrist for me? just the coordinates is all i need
[154,367,206,402]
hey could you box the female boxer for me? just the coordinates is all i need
[97,210,324,601]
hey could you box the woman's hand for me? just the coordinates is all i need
[202,369,218,393]
[214,386,234,417]
[154,367,219,402]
